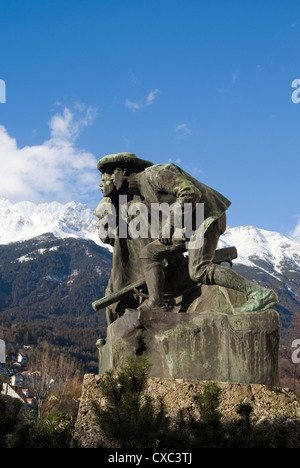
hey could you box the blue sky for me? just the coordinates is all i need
[0,0,300,238]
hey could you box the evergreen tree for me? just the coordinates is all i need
[189,381,226,448]
[0,380,23,448]
[92,356,170,448]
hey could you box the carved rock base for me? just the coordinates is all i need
[97,308,280,386]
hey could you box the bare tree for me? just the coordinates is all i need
[27,344,77,419]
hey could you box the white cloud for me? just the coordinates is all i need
[125,99,141,111]
[175,123,192,138]
[125,89,160,111]
[146,89,160,105]
[0,105,99,204]
[49,104,98,142]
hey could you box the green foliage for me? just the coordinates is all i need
[92,358,291,449]
[189,381,225,448]
[0,405,75,448]
[236,402,253,447]
[0,380,24,448]
[18,413,75,449]
[194,381,222,422]
[92,356,170,448]
[0,379,76,448]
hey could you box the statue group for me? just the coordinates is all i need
[94,152,278,323]
[93,153,280,385]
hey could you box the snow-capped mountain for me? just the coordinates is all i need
[219,226,300,308]
[0,198,103,247]
[1,198,299,278]
[219,225,300,275]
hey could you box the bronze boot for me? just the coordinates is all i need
[211,264,278,313]
[137,260,169,313]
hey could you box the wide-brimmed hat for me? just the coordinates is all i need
[97,152,153,173]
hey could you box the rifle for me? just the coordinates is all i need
[92,246,237,312]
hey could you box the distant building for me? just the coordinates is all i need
[1,383,24,403]
[2,383,36,411]
[22,388,29,398]
[0,339,5,364]
[11,374,25,387]
[17,352,28,364]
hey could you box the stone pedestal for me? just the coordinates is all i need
[74,375,300,448]
[97,307,280,386]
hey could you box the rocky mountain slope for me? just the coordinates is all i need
[0,233,111,327]
[0,231,112,372]
[0,198,104,247]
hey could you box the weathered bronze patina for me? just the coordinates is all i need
[93,152,280,385]
[94,152,278,323]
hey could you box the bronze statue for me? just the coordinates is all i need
[94,153,278,323]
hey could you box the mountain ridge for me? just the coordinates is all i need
[1,198,299,278]
[0,198,105,247]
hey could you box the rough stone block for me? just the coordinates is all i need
[74,374,300,448]
[97,308,280,386]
